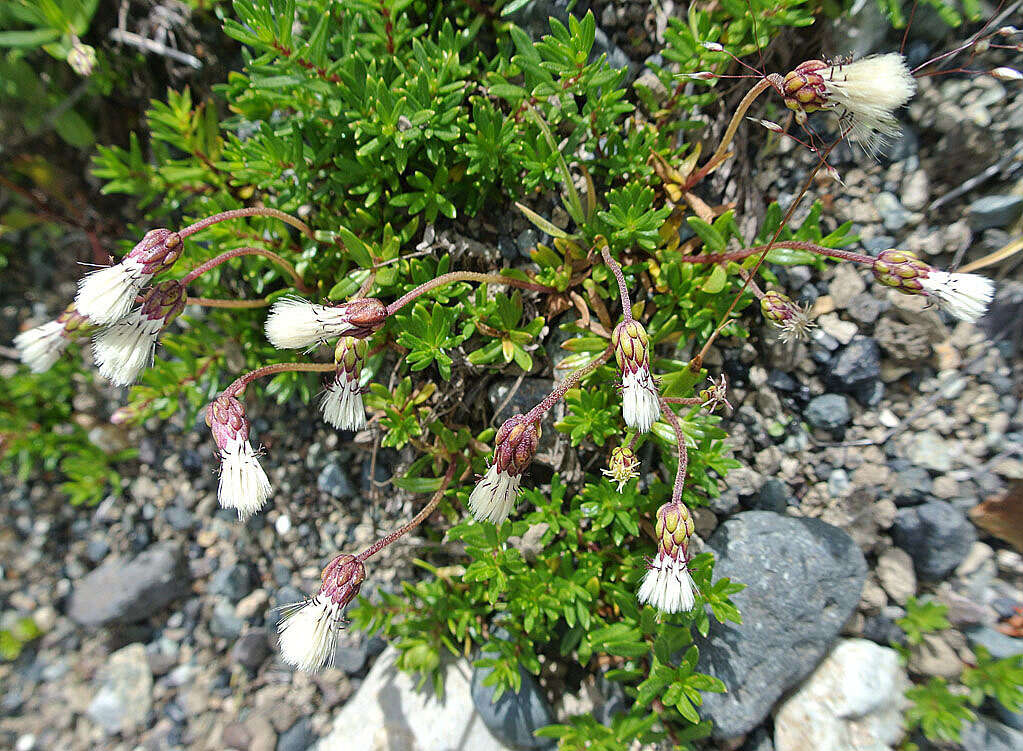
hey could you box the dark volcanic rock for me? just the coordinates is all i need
[695,511,867,740]
[68,542,189,627]
[892,501,976,580]
[471,660,556,750]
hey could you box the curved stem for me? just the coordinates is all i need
[685,77,776,189]
[523,346,613,423]
[178,207,314,241]
[386,272,556,316]
[658,398,690,504]
[660,396,703,405]
[692,135,848,370]
[676,241,875,267]
[734,267,767,300]
[357,461,457,562]
[223,361,335,398]
[597,239,633,322]
[181,246,313,292]
[187,297,270,309]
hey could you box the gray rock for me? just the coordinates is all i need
[826,337,881,405]
[804,394,851,431]
[743,727,775,751]
[277,717,315,751]
[210,600,244,639]
[892,501,976,580]
[87,643,153,734]
[750,478,790,513]
[331,636,386,675]
[695,512,867,740]
[889,464,933,506]
[231,630,270,670]
[963,625,1023,661]
[875,192,911,232]
[472,660,556,750]
[163,506,194,531]
[968,195,1023,232]
[907,431,953,473]
[211,563,256,603]
[961,716,1023,751]
[68,542,189,626]
[317,462,355,499]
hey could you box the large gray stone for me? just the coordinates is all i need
[695,511,867,740]
[891,501,976,581]
[87,643,153,734]
[960,716,1023,751]
[472,661,556,750]
[68,542,189,626]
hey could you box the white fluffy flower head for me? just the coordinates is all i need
[277,554,365,672]
[467,414,540,524]
[320,376,366,431]
[637,501,698,616]
[612,320,660,433]
[91,280,184,386]
[207,394,272,519]
[75,228,183,325]
[15,321,68,374]
[782,53,916,153]
[872,249,994,324]
[264,296,386,350]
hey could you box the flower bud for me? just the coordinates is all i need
[468,414,540,524]
[92,281,185,386]
[277,553,366,672]
[872,249,994,323]
[782,60,830,124]
[601,445,640,491]
[67,40,97,77]
[206,394,272,519]
[320,336,369,430]
[612,320,660,433]
[699,374,732,413]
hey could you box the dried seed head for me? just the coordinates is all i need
[602,446,640,491]
[760,290,815,343]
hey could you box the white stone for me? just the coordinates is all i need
[876,548,916,605]
[87,643,153,734]
[314,646,513,751]
[775,639,909,751]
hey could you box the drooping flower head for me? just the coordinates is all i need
[612,320,660,433]
[637,500,698,615]
[320,336,369,430]
[467,414,541,524]
[601,445,640,491]
[14,303,92,374]
[92,280,185,386]
[76,228,183,325]
[760,290,815,343]
[781,53,916,152]
[206,394,272,519]
[277,553,366,672]
[872,249,994,323]
[265,296,387,350]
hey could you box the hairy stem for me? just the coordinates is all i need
[658,399,690,504]
[660,396,703,405]
[187,297,270,309]
[178,207,314,241]
[386,272,556,316]
[597,239,633,322]
[357,461,457,562]
[181,246,312,292]
[685,77,776,189]
[223,361,335,398]
[523,346,613,423]
[676,240,875,266]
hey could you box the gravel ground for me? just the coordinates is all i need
[2,5,1022,751]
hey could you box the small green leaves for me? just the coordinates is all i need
[466,291,544,372]
[556,388,621,447]
[599,183,671,252]
[392,302,471,380]
[897,597,951,646]
[905,678,976,742]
